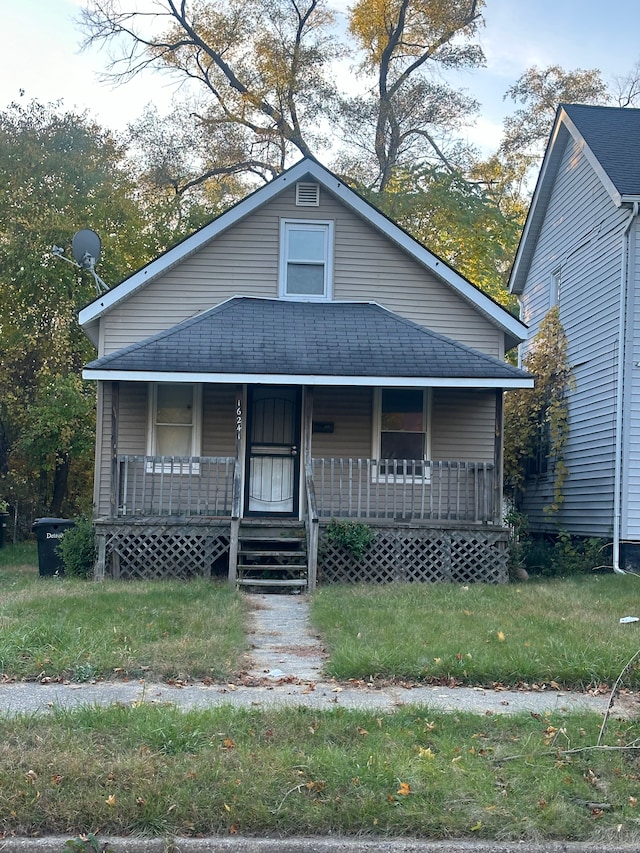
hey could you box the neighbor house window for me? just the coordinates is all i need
[147,383,201,467]
[373,388,430,478]
[279,219,333,299]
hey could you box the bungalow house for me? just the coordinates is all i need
[80,157,532,588]
[509,104,640,572]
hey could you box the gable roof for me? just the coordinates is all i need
[510,103,640,295]
[79,157,526,347]
[83,297,532,389]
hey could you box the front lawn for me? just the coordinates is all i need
[311,575,640,689]
[0,549,246,682]
[3,544,640,691]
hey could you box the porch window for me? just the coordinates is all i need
[279,219,333,299]
[147,383,202,469]
[374,388,430,479]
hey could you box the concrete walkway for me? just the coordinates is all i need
[0,592,633,718]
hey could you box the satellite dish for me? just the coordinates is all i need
[71,229,101,270]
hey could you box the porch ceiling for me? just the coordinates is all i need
[84,297,532,389]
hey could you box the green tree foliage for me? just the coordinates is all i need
[126,104,254,239]
[0,99,153,526]
[366,164,522,306]
[503,307,574,516]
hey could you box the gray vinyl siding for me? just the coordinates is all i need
[623,222,640,540]
[101,184,502,359]
[518,134,629,535]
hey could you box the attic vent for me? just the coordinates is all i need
[296,182,320,206]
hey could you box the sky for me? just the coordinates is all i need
[1,0,639,155]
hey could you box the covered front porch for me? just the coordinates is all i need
[93,378,508,588]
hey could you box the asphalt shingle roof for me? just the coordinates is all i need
[86,297,529,382]
[563,103,640,197]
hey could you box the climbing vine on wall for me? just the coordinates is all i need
[504,306,574,516]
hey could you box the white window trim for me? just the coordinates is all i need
[146,382,202,473]
[371,388,432,482]
[550,268,561,307]
[278,218,334,300]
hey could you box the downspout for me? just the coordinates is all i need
[613,201,639,574]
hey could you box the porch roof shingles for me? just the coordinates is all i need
[85,297,529,382]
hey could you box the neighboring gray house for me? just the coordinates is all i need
[80,157,531,587]
[509,104,640,571]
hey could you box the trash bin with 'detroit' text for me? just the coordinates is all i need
[32,518,75,576]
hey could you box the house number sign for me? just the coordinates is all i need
[236,398,243,441]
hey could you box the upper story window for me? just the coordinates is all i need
[279,219,333,300]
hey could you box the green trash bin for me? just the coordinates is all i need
[32,518,75,576]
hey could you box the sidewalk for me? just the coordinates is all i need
[0,593,629,718]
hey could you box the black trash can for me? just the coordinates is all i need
[32,518,75,576]
[0,513,7,549]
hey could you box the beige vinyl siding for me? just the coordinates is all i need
[112,383,238,458]
[118,383,148,454]
[310,387,373,458]
[202,385,237,456]
[309,386,494,461]
[431,389,495,461]
[101,185,502,358]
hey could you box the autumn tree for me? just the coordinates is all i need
[0,99,154,529]
[338,0,485,190]
[498,64,610,184]
[80,0,341,180]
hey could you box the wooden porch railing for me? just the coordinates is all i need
[114,456,498,524]
[115,455,236,517]
[311,459,498,523]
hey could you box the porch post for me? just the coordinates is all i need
[303,386,319,591]
[95,531,106,581]
[109,381,119,520]
[228,385,244,585]
[494,389,504,524]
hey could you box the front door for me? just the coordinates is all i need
[245,386,301,516]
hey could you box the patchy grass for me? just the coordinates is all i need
[0,551,246,682]
[311,576,640,689]
[1,704,640,842]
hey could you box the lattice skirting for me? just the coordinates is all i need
[318,524,509,584]
[95,521,230,581]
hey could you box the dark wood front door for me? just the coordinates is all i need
[245,386,301,516]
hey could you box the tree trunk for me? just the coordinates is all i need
[49,456,70,517]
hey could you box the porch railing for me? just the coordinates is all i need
[113,455,498,523]
[311,459,498,523]
[115,455,235,517]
